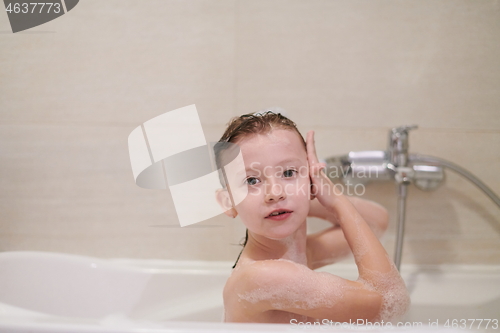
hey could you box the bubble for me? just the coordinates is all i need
[357,258,410,323]
[236,259,350,311]
[231,256,409,323]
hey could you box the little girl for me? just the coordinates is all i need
[215,111,409,324]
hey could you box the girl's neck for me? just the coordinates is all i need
[242,222,308,266]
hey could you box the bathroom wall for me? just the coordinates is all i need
[1,0,499,264]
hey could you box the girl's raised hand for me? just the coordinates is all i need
[306,131,342,210]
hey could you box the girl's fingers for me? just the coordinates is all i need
[307,131,337,199]
[310,162,326,178]
[306,130,320,165]
[307,131,328,183]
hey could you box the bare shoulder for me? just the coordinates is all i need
[223,259,314,322]
[224,259,304,306]
[223,259,382,323]
[225,259,308,292]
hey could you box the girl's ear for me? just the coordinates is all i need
[216,188,238,218]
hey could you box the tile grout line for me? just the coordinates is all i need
[1,121,500,134]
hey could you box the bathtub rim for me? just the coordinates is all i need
[0,250,499,333]
[1,249,500,274]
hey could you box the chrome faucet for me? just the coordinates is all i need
[324,125,500,271]
[387,125,417,185]
[324,125,444,191]
[388,125,417,167]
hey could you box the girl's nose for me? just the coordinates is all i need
[264,179,286,203]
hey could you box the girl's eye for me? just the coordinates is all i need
[283,169,296,178]
[246,177,260,185]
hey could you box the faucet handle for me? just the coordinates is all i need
[388,125,418,166]
[391,125,418,134]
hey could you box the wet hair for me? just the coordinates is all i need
[218,111,305,146]
[215,111,305,268]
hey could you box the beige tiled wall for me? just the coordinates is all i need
[1,0,499,265]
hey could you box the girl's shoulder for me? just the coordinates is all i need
[224,258,312,295]
[223,258,313,320]
[233,258,309,275]
[223,257,380,323]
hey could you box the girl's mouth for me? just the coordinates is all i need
[265,210,293,220]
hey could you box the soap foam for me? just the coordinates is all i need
[237,259,351,311]
[235,256,409,323]
[340,199,408,322]
[357,257,410,323]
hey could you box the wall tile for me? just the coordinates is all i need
[1,1,499,265]
[236,0,500,130]
[0,0,237,125]
[0,123,240,260]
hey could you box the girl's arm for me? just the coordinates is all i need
[308,196,388,236]
[306,130,395,277]
[307,196,389,269]
[302,130,408,321]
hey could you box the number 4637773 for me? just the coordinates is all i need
[444,319,498,330]
[5,3,62,14]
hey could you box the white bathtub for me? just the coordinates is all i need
[0,251,498,332]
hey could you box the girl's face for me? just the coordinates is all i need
[234,129,311,240]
